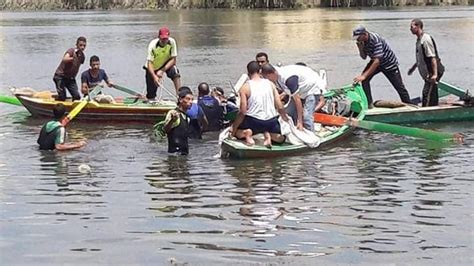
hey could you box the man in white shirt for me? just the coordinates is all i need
[231,61,288,148]
[262,64,327,131]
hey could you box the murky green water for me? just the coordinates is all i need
[0,7,473,264]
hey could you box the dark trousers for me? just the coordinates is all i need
[361,62,411,105]
[422,80,439,107]
[53,75,80,101]
[144,65,180,99]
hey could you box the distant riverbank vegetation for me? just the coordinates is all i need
[0,0,471,10]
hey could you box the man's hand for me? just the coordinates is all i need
[75,49,84,58]
[408,64,417,75]
[153,75,162,87]
[353,74,366,84]
[77,140,87,148]
[170,110,179,121]
[429,74,438,83]
[296,120,304,130]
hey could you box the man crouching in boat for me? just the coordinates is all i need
[37,104,87,151]
[230,61,289,148]
[262,64,327,132]
[164,88,193,155]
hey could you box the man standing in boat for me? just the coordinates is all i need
[352,26,411,107]
[408,18,444,107]
[145,26,181,100]
[53,36,87,101]
[262,64,327,132]
[81,55,114,96]
[231,61,288,148]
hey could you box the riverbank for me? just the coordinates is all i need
[0,0,471,10]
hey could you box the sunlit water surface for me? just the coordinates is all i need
[0,7,473,264]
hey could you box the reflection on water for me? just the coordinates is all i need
[0,7,473,265]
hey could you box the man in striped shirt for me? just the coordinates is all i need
[352,26,411,107]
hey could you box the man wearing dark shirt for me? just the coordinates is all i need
[53,36,87,101]
[81,55,114,96]
[352,26,411,107]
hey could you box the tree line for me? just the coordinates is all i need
[0,0,470,10]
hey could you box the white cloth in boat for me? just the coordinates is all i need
[278,117,320,148]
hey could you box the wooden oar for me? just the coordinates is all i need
[61,86,102,126]
[113,84,144,98]
[314,113,464,143]
[0,95,22,106]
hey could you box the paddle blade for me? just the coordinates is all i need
[61,100,88,126]
[61,86,102,126]
[314,113,347,126]
[114,84,143,97]
[0,95,22,106]
[314,113,461,143]
[357,119,460,142]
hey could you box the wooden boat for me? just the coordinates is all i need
[11,88,176,122]
[220,84,368,159]
[365,81,473,124]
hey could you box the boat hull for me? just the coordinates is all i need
[15,95,176,122]
[220,84,368,159]
[365,81,473,124]
[365,104,473,124]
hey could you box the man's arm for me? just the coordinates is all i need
[314,95,326,113]
[353,58,380,83]
[81,82,89,95]
[103,70,114,87]
[408,63,417,75]
[272,84,288,121]
[231,83,249,136]
[164,111,178,133]
[293,94,304,130]
[61,49,75,64]
[80,72,89,95]
[430,57,438,82]
[55,140,86,151]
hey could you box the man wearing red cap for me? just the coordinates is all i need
[145,26,181,100]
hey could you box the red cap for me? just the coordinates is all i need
[158,27,170,39]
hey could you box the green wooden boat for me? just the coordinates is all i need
[365,81,473,124]
[220,84,368,159]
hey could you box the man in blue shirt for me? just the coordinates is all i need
[352,26,411,107]
[81,55,114,96]
[197,82,223,132]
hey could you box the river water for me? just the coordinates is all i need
[0,7,473,265]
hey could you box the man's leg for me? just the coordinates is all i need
[235,129,254,146]
[285,99,298,125]
[422,80,439,107]
[303,94,318,131]
[166,66,181,95]
[66,79,81,101]
[263,132,272,148]
[53,75,67,101]
[145,70,158,100]
[383,67,411,104]
[360,61,380,107]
